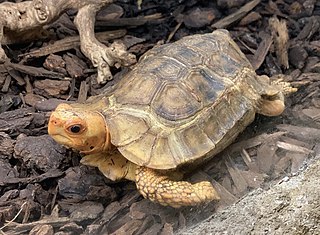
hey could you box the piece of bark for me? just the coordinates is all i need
[288,46,308,69]
[6,62,65,80]
[34,98,72,112]
[0,132,15,156]
[295,16,320,41]
[58,166,117,203]
[277,124,320,142]
[290,153,309,174]
[33,79,70,98]
[269,17,289,69]
[24,93,46,107]
[69,201,104,222]
[63,53,87,79]
[0,169,64,187]
[250,33,273,70]
[1,75,11,93]
[225,157,248,195]
[302,108,320,122]
[77,81,89,103]
[217,0,247,9]
[14,134,67,171]
[238,11,261,26]
[43,54,67,75]
[183,7,217,28]
[211,0,261,29]
[110,219,143,235]
[0,159,18,182]
[95,13,164,27]
[276,141,314,155]
[0,107,34,135]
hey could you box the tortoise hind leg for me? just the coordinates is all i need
[135,166,219,208]
[257,75,297,116]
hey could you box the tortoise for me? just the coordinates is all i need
[48,29,294,208]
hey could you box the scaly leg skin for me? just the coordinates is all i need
[135,166,220,208]
[74,3,136,84]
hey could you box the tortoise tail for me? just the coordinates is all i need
[135,166,220,208]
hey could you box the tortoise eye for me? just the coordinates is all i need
[67,124,83,134]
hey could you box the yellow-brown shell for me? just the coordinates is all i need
[102,29,262,170]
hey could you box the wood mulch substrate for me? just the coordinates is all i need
[0,0,319,234]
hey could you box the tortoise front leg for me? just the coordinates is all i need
[135,166,219,208]
[81,150,136,181]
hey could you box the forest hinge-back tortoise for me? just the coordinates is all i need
[48,29,295,208]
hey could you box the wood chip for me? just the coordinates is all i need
[269,17,289,69]
[251,33,273,70]
[211,179,238,206]
[33,79,70,97]
[276,141,314,154]
[256,140,277,173]
[225,156,248,195]
[290,153,309,173]
[238,11,262,26]
[211,0,261,28]
[302,108,320,121]
[277,124,320,141]
[5,62,65,80]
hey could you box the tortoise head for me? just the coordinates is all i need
[48,103,111,154]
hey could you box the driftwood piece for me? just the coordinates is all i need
[20,30,127,61]
[0,0,136,84]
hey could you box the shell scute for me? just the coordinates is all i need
[108,112,149,146]
[184,69,226,107]
[179,124,215,161]
[118,131,156,166]
[114,72,159,105]
[151,83,202,121]
[169,45,204,67]
[141,56,187,81]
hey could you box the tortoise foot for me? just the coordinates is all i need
[136,166,220,208]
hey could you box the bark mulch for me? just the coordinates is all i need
[0,0,319,234]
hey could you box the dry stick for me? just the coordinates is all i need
[0,201,27,233]
[211,0,261,28]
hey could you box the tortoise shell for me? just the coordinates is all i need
[101,29,265,169]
